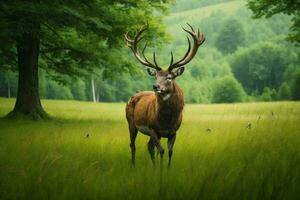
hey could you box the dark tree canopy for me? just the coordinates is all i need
[0,0,171,119]
[247,0,300,45]
[215,19,245,54]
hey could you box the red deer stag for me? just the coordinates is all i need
[125,24,205,166]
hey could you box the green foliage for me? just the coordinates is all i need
[97,82,116,102]
[45,81,74,100]
[71,79,87,101]
[215,19,246,54]
[0,70,17,98]
[230,42,296,95]
[212,76,245,103]
[260,87,276,102]
[172,0,235,13]
[184,79,212,103]
[189,48,231,79]
[0,0,298,104]
[278,82,292,100]
[0,0,171,81]
[247,0,300,45]
[0,0,173,118]
[291,69,300,100]
[163,0,295,103]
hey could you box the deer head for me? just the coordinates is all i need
[125,24,205,100]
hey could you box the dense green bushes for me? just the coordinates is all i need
[230,42,297,94]
[277,82,292,100]
[212,76,245,103]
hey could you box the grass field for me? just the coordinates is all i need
[0,98,300,199]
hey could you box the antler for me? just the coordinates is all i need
[125,25,162,71]
[168,23,205,72]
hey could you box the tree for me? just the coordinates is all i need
[230,42,296,95]
[212,76,245,103]
[278,82,291,100]
[45,81,74,100]
[71,79,87,101]
[260,87,276,102]
[247,0,300,45]
[215,19,246,54]
[0,0,170,119]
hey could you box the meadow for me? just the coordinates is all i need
[0,97,299,199]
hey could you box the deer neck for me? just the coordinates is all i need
[155,82,184,122]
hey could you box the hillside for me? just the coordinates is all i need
[164,0,290,47]
[171,0,238,13]
[167,0,246,25]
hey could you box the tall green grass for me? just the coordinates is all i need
[0,98,299,199]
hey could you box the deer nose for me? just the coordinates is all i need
[153,84,160,91]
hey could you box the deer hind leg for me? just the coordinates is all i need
[167,134,176,167]
[129,125,138,166]
[147,138,155,164]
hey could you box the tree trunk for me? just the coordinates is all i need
[96,91,100,102]
[6,22,48,119]
[91,78,97,103]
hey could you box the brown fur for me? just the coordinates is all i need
[126,82,184,137]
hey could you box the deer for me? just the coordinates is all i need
[125,24,205,166]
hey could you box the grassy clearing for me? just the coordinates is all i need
[0,98,299,199]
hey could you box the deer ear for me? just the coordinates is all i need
[147,68,156,76]
[172,67,185,78]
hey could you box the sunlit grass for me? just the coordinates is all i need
[0,98,299,199]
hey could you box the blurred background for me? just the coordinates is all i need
[1,0,299,104]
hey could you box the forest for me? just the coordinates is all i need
[0,0,299,105]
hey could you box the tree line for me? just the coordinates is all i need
[0,0,299,119]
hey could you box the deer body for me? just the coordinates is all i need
[125,24,205,166]
[126,82,184,137]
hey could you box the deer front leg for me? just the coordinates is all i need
[149,129,164,157]
[167,134,176,167]
[147,138,155,165]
